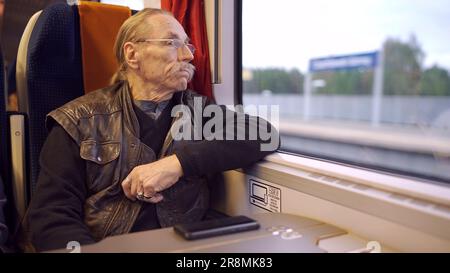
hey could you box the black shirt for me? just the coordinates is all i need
[129,98,173,232]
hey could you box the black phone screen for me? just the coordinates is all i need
[173,215,260,240]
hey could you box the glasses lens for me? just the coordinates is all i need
[176,40,195,54]
[186,44,196,54]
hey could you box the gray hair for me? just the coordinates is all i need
[111,8,173,84]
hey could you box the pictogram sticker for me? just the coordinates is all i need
[249,179,281,213]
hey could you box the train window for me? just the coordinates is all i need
[241,0,450,184]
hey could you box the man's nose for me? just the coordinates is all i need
[178,45,194,62]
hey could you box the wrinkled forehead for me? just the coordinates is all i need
[145,14,188,40]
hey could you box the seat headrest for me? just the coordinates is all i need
[78,2,131,93]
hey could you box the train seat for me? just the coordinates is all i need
[14,1,130,217]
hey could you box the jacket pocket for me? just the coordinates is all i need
[80,140,121,193]
[80,140,120,164]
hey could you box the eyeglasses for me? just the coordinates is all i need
[136,38,196,54]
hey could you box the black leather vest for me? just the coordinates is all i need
[47,81,209,241]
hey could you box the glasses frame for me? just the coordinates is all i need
[135,38,196,54]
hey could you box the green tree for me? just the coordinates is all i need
[383,35,424,95]
[288,68,304,94]
[243,68,304,94]
[315,70,373,95]
[419,65,450,96]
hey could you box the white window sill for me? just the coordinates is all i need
[233,152,450,247]
[264,152,450,207]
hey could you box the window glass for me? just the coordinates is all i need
[242,0,450,183]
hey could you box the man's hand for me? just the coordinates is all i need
[121,155,183,203]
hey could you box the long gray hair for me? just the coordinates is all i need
[111,8,173,84]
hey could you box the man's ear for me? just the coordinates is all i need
[124,42,139,70]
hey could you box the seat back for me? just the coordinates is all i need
[1,46,13,245]
[16,2,130,198]
[0,46,7,180]
[0,67,10,242]
[17,3,83,197]
[77,2,131,93]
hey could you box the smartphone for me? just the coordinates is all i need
[173,215,260,240]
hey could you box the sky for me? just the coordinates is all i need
[242,0,450,72]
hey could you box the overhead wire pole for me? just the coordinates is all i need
[303,72,312,121]
[371,49,384,127]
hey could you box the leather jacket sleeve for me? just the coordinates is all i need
[26,125,95,252]
[173,98,280,177]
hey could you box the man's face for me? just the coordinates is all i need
[135,14,195,91]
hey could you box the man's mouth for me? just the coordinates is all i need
[179,70,190,77]
[180,67,194,80]
[171,62,195,81]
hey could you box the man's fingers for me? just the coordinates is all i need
[142,176,158,198]
[143,173,168,195]
[121,176,134,200]
[149,193,164,203]
[140,193,164,204]
[130,176,140,199]
[138,183,144,197]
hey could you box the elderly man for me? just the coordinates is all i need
[23,8,278,252]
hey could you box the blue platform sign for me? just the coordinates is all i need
[309,51,378,72]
